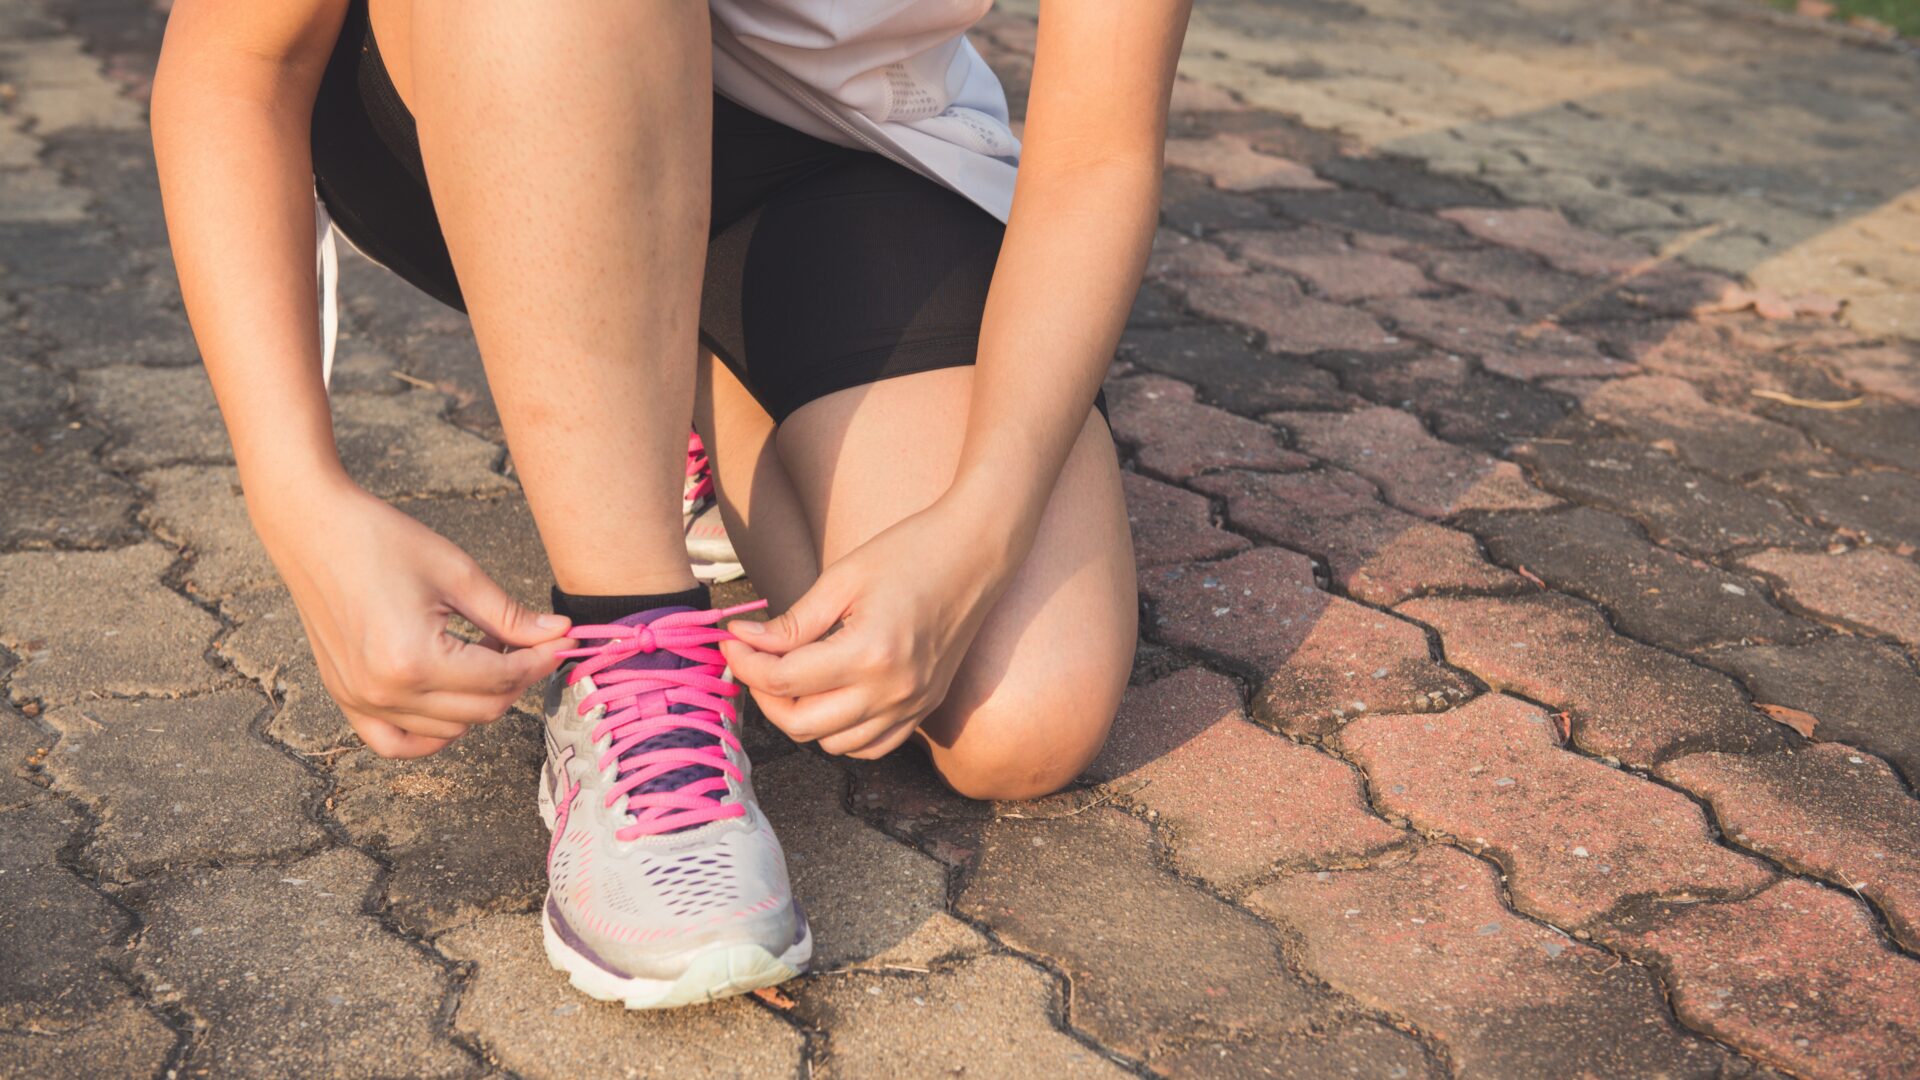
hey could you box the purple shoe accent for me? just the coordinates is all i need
[547,894,633,979]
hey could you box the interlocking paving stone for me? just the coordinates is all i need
[1265,191,1472,251]
[15,281,198,369]
[1603,879,1920,1080]
[1424,247,1597,319]
[1227,243,1430,303]
[1107,374,1308,480]
[217,590,355,754]
[1342,695,1774,927]
[41,690,324,881]
[436,911,805,1080]
[140,465,278,600]
[1156,1019,1442,1080]
[1367,293,1630,380]
[332,390,514,499]
[1593,319,1858,410]
[1399,594,1787,767]
[955,807,1330,1059]
[329,713,546,936]
[1659,745,1920,950]
[76,364,231,468]
[756,752,947,971]
[1576,375,1824,479]
[1742,547,1920,648]
[0,997,174,1079]
[1272,406,1559,518]
[0,424,140,550]
[1086,669,1405,889]
[0,702,50,811]
[0,223,118,288]
[1146,227,1245,282]
[134,847,472,1078]
[1166,134,1331,192]
[0,544,224,704]
[1824,344,1920,407]
[1144,548,1471,736]
[1121,471,1248,569]
[1767,398,1920,475]
[1159,170,1277,234]
[1319,348,1572,453]
[1177,270,1403,354]
[1757,468,1920,551]
[793,955,1132,1079]
[1437,207,1646,277]
[0,354,72,429]
[1250,845,1734,1077]
[1118,324,1358,415]
[0,800,131,1031]
[1192,467,1524,605]
[1513,438,1828,556]
[1471,507,1816,651]
[1702,637,1920,784]
[1311,153,1500,211]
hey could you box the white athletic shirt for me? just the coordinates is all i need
[708,0,1023,222]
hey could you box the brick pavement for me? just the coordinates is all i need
[3,0,1919,1077]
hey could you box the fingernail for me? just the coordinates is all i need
[536,614,568,630]
[730,620,761,635]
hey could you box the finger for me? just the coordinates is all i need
[839,718,923,761]
[753,684,871,744]
[721,634,864,699]
[412,690,522,727]
[726,574,851,656]
[423,635,570,698]
[817,710,914,758]
[442,559,571,648]
[346,712,460,758]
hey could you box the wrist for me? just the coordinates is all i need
[936,471,1043,576]
[242,456,362,542]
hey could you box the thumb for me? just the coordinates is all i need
[729,577,848,655]
[443,561,570,648]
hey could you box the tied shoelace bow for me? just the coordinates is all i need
[556,600,767,839]
[684,432,714,505]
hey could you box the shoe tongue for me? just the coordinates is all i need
[604,605,726,818]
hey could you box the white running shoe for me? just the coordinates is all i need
[684,432,745,584]
[539,601,809,1008]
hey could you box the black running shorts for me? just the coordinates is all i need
[310,0,1015,423]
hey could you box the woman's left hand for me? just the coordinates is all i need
[719,498,1017,759]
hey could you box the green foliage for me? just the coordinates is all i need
[1767,0,1920,37]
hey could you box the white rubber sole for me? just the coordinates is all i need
[690,556,746,584]
[541,904,810,1009]
[536,762,809,1009]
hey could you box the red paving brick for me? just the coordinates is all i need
[1576,375,1824,479]
[1659,744,1920,949]
[1436,206,1646,276]
[1228,245,1430,303]
[1121,472,1250,569]
[1106,374,1308,480]
[1249,845,1734,1077]
[1165,133,1333,192]
[1602,879,1920,1079]
[1398,593,1787,767]
[1368,292,1632,380]
[1088,669,1405,888]
[1340,695,1774,927]
[1177,272,1403,354]
[1271,406,1560,518]
[1741,547,1920,648]
[1142,548,1471,736]
[1146,227,1244,282]
[1190,467,1525,605]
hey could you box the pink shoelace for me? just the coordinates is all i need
[556,600,766,839]
[685,431,714,506]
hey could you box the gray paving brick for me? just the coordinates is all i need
[0,799,129,1030]
[0,424,140,549]
[77,364,232,469]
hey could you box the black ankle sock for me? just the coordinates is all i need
[550,584,712,626]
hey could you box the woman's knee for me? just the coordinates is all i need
[923,655,1131,803]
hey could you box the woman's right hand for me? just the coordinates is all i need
[253,476,572,758]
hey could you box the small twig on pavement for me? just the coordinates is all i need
[1750,388,1864,410]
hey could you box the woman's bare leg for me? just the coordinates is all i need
[704,363,1137,800]
[398,0,710,595]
